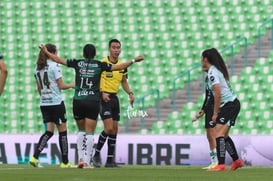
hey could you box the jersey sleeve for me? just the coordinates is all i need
[54,64,62,80]
[101,62,112,72]
[208,71,220,86]
[66,59,78,68]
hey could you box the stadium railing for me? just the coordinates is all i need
[171,36,248,111]
[258,17,273,58]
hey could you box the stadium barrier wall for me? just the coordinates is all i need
[0,134,272,166]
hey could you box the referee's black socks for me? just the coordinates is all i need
[95,131,108,155]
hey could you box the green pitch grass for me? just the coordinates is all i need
[0,164,272,181]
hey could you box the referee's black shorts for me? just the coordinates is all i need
[100,94,120,121]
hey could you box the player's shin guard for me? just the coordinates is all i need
[34,131,53,158]
[84,134,94,165]
[225,136,239,161]
[77,131,86,162]
[216,137,226,165]
[59,130,68,164]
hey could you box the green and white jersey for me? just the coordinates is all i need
[34,60,63,106]
[66,59,112,101]
[207,66,236,107]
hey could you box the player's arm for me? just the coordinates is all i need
[34,75,41,96]
[111,56,144,71]
[121,76,134,105]
[39,44,67,65]
[0,60,8,96]
[212,83,221,123]
[56,78,75,90]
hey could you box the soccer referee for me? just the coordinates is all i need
[93,39,135,167]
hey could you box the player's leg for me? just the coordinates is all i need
[30,106,54,168]
[76,119,86,168]
[84,118,97,168]
[202,127,217,169]
[105,120,119,167]
[72,100,86,168]
[30,122,54,168]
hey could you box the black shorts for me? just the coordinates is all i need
[100,94,120,121]
[40,101,67,125]
[204,107,215,128]
[216,98,240,126]
[73,99,100,120]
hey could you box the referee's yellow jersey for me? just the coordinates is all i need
[100,57,128,93]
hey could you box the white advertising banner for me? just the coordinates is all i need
[0,134,272,166]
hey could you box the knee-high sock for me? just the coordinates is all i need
[34,131,53,159]
[210,148,218,164]
[225,136,239,161]
[95,131,108,155]
[59,131,68,164]
[84,134,94,165]
[216,136,226,165]
[106,134,117,163]
[77,131,86,162]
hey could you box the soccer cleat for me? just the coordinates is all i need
[29,157,43,168]
[207,164,226,171]
[230,159,244,171]
[93,154,102,168]
[202,163,217,170]
[60,162,77,168]
[105,162,120,168]
[78,161,84,168]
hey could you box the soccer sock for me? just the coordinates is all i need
[95,131,108,155]
[106,134,116,163]
[77,131,86,162]
[216,137,226,165]
[84,133,94,165]
[59,131,68,164]
[210,148,218,164]
[34,131,53,159]
[225,136,239,161]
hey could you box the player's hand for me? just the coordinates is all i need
[102,92,110,102]
[39,44,47,52]
[192,110,204,122]
[212,113,218,123]
[134,56,145,62]
[129,93,134,107]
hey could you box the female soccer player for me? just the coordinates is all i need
[200,48,244,171]
[30,43,75,168]
[193,75,218,169]
[39,44,144,168]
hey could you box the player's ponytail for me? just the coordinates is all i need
[36,43,57,70]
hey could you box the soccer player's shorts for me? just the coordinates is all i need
[216,98,241,126]
[40,101,67,125]
[100,93,120,121]
[73,99,100,120]
[204,107,215,128]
